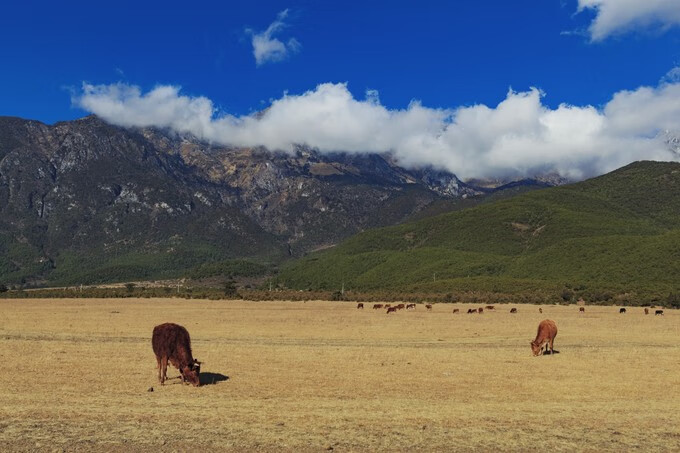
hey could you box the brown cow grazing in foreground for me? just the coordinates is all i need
[452,308,460,314]
[510,307,517,314]
[425,304,433,311]
[655,310,664,316]
[373,304,383,310]
[579,307,585,314]
[644,308,649,315]
[357,303,364,309]
[152,323,201,386]
[619,308,626,314]
[531,320,557,356]
[386,307,397,314]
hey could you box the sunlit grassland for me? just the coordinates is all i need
[1,298,679,451]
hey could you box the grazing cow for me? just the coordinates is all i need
[478,307,484,314]
[530,319,558,356]
[452,308,460,314]
[510,307,517,314]
[152,323,201,387]
[644,308,649,315]
[655,310,664,316]
[485,305,495,310]
[619,308,626,314]
[385,304,392,309]
[406,303,416,310]
[396,304,405,310]
[386,307,397,314]
[539,308,543,314]
[373,304,383,310]
[425,304,433,311]
[357,303,364,309]
[468,308,477,314]
[579,307,585,314]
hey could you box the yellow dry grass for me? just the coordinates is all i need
[1,298,679,452]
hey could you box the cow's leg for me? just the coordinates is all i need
[549,338,554,355]
[160,357,168,384]
[156,356,162,383]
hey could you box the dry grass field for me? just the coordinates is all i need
[1,298,679,452]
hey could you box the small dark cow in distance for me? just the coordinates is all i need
[425,304,433,311]
[579,307,585,314]
[485,305,495,310]
[406,303,416,310]
[620,308,626,314]
[396,304,405,310]
[385,304,392,309]
[452,308,460,314]
[655,310,664,316]
[468,308,477,314]
[531,319,558,356]
[357,303,364,309]
[386,307,397,314]
[152,323,201,387]
[478,307,484,314]
[373,304,383,310]
[539,307,543,314]
[510,307,517,314]
[644,308,649,315]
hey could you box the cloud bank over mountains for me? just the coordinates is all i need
[577,0,680,41]
[74,77,680,180]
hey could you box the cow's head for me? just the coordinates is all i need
[530,341,542,356]
[181,359,201,387]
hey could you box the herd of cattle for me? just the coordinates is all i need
[358,303,665,316]
[153,303,667,387]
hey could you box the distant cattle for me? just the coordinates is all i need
[373,304,383,310]
[406,303,416,310]
[531,319,558,356]
[386,307,397,314]
[655,310,664,316]
[619,308,626,314]
[452,308,460,314]
[425,304,433,311]
[385,304,392,309]
[478,307,484,314]
[152,323,201,387]
[644,308,649,315]
[485,305,495,310]
[357,303,364,309]
[396,304,405,310]
[468,308,477,314]
[579,307,585,314]
[539,308,543,314]
[510,308,517,314]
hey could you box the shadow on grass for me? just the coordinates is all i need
[200,372,229,386]
[542,350,560,355]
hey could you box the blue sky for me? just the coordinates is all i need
[2,0,680,179]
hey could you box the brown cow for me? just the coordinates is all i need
[373,304,383,310]
[452,308,460,314]
[396,304,405,310]
[152,323,201,386]
[655,310,664,316]
[644,308,649,315]
[406,303,416,310]
[510,307,517,313]
[579,307,585,314]
[385,304,392,309]
[468,308,477,314]
[357,303,364,309]
[485,305,495,310]
[425,304,433,311]
[386,307,397,314]
[619,308,626,314]
[478,307,484,314]
[530,319,557,356]
[539,307,543,314]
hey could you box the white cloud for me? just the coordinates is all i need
[73,79,680,180]
[247,9,301,66]
[577,0,680,41]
